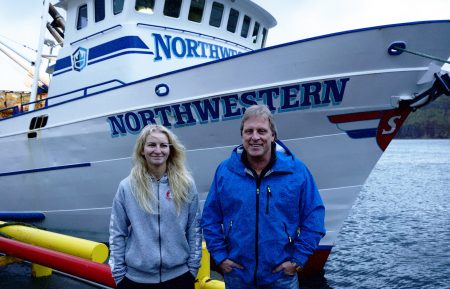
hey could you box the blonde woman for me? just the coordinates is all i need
[109,125,202,289]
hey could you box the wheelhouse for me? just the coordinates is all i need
[58,0,276,49]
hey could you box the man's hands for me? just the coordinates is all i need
[219,259,244,273]
[220,259,301,276]
[272,261,298,276]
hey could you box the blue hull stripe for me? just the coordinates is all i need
[54,36,150,73]
[89,51,154,66]
[88,36,149,61]
[53,68,73,77]
[347,128,377,139]
[317,245,333,251]
[54,56,72,71]
[0,163,91,177]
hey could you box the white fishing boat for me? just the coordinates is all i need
[1,0,449,275]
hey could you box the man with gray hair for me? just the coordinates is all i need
[202,104,326,289]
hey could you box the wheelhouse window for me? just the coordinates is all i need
[136,0,155,14]
[240,15,251,38]
[261,28,268,47]
[226,8,239,33]
[188,0,205,23]
[209,2,224,28]
[95,0,105,22]
[252,21,260,43]
[113,0,124,15]
[77,4,88,30]
[164,0,182,18]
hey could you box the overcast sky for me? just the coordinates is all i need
[253,0,450,45]
[0,0,449,91]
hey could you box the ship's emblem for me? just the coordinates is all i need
[376,109,411,150]
[328,108,411,151]
[72,47,88,71]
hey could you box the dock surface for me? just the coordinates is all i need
[0,262,103,289]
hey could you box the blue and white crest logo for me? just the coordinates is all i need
[72,47,88,71]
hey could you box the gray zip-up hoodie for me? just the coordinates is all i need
[108,175,202,284]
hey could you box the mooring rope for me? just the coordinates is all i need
[392,45,450,64]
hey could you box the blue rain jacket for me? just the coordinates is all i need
[201,140,326,286]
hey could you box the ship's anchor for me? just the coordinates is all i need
[387,41,450,110]
[398,73,450,110]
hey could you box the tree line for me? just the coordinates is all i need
[397,96,450,139]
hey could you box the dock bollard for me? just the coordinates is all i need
[196,242,224,289]
[0,255,21,266]
[32,263,53,277]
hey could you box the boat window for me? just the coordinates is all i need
[209,2,224,28]
[261,27,268,47]
[77,4,88,30]
[240,15,251,38]
[188,0,205,23]
[95,0,105,22]
[113,0,124,15]
[252,21,260,43]
[136,0,155,14]
[226,8,239,33]
[164,0,182,18]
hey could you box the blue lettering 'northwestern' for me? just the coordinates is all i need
[192,98,221,123]
[152,33,240,62]
[322,78,349,105]
[106,78,350,137]
[171,103,196,126]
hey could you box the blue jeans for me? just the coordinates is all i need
[224,273,298,289]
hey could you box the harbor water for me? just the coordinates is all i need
[1,139,449,288]
[324,139,450,289]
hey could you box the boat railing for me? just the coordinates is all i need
[0,92,48,120]
[0,105,20,117]
[0,79,125,121]
[0,98,48,119]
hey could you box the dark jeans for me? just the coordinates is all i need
[117,271,195,289]
[224,272,299,289]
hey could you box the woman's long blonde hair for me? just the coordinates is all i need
[130,125,193,213]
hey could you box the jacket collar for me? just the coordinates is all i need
[149,173,169,184]
[227,139,295,176]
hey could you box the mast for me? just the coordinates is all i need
[29,0,51,111]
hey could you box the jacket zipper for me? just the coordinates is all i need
[226,220,233,243]
[265,185,272,214]
[254,177,261,286]
[246,165,272,285]
[157,181,162,282]
[283,222,293,244]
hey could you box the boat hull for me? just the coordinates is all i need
[1,20,449,273]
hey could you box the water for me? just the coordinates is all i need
[324,139,450,289]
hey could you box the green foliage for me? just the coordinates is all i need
[397,96,450,138]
